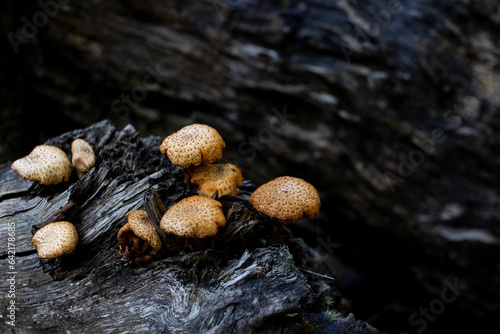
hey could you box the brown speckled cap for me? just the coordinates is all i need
[159,124,225,168]
[249,176,321,222]
[189,163,244,199]
[160,196,226,238]
[71,139,96,178]
[31,221,79,259]
[11,145,72,185]
[117,222,132,243]
[127,210,162,251]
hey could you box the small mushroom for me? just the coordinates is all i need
[189,163,244,199]
[11,145,72,185]
[160,196,226,246]
[71,139,96,179]
[159,124,226,168]
[31,221,78,259]
[249,176,321,234]
[117,210,162,265]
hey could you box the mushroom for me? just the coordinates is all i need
[31,221,79,259]
[159,124,226,168]
[249,176,321,234]
[189,162,244,199]
[160,196,226,249]
[11,145,72,185]
[117,210,162,265]
[71,139,96,179]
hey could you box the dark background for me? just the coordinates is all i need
[2,1,500,333]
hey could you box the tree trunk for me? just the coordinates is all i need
[3,0,500,332]
[0,121,379,333]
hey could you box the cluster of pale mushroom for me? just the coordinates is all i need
[11,139,96,259]
[117,123,321,265]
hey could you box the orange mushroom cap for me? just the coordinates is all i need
[160,196,226,238]
[159,124,225,168]
[189,163,244,199]
[249,176,321,222]
[117,222,133,243]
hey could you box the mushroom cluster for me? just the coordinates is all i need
[11,139,96,185]
[160,124,243,199]
[11,139,96,261]
[115,123,321,264]
[14,122,320,267]
[117,195,228,262]
[115,124,246,263]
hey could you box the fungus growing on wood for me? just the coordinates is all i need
[117,210,162,265]
[159,124,226,168]
[249,176,321,234]
[31,221,79,259]
[160,195,226,239]
[189,163,244,199]
[71,139,96,179]
[11,145,72,185]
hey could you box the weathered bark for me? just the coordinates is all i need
[0,121,378,333]
[3,0,500,332]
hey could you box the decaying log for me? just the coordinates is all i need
[0,121,378,333]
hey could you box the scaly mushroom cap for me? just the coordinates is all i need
[127,210,162,251]
[117,222,133,242]
[159,124,226,168]
[160,196,226,238]
[71,139,96,178]
[189,163,244,198]
[249,176,321,222]
[31,221,78,259]
[11,145,72,185]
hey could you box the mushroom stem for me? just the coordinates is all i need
[77,170,86,179]
[119,231,153,261]
[183,169,192,187]
[186,238,205,252]
[272,221,285,236]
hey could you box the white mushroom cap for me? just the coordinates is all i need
[159,124,226,168]
[31,221,79,259]
[11,145,72,185]
[160,196,226,238]
[71,139,96,179]
[249,176,321,222]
